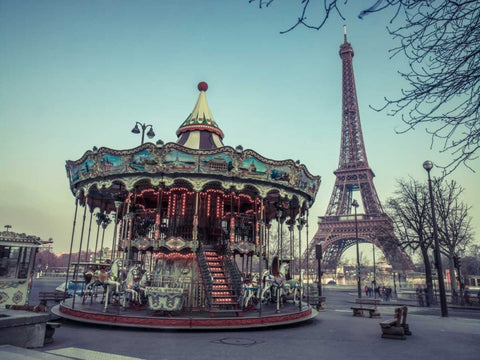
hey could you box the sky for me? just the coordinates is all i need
[0,1,478,258]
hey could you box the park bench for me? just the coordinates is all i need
[380,306,411,340]
[44,322,62,345]
[39,291,66,303]
[351,298,381,317]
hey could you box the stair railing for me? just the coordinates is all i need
[196,242,213,308]
[222,246,244,308]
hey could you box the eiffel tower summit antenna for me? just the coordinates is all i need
[310,29,414,272]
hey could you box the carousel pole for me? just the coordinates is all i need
[289,222,294,277]
[99,214,110,261]
[259,198,265,317]
[84,208,94,262]
[64,196,79,301]
[306,209,310,305]
[297,215,305,312]
[112,201,123,260]
[93,211,102,263]
[276,207,283,313]
[72,199,88,309]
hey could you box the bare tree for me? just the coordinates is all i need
[386,177,435,304]
[433,179,474,291]
[250,0,480,173]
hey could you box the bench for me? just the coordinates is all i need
[44,322,61,345]
[317,296,326,310]
[39,291,66,303]
[351,298,381,317]
[380,306,411,340]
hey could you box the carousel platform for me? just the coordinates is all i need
[52,297,317,330]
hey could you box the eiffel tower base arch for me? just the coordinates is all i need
[311,214,414,273]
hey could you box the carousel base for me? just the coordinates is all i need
[52,297,317,330]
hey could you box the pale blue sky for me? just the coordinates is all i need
[0,1,478,255]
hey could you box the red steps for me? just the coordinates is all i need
[204,250,238,306]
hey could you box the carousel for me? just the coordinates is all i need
[54,82,321,329]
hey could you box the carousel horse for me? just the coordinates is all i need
[102,258,124,312]
[243,273,261,309]
[122,264,142,307]
[259,269,275,303]
[284,269,304,303]
[260,262,289,304]
[83,258,124,312]
[272,262,289,302]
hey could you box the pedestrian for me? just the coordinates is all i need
[364,285,369,297]
[416,287,424,307]
[464,287,471,305]
[424,286,431,306]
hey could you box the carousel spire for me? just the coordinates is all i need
[176,82,225,150]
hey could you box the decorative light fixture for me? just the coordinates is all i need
[131,122,155,145]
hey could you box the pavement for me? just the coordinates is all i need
[1,281,478,360]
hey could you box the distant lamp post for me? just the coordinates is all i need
[316,244,324,310]
[131,122,155,145]
[423,160,448,317]
[372,240,377,298]
[352,199,361,298]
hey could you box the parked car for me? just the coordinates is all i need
[327,280,337,285]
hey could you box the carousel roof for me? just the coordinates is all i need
[65,82,321,214]
[0,231,43,247]
[176,82,224,150]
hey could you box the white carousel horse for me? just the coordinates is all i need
[259,262,289,304]
[102,258,124,312]
[243,273,260,309]
[271,262,289,303]
[259,269,274,303]
[284,269,304,303]
[122,264,142,307]
[83,258,123,312]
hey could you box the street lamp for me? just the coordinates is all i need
[372,240,377,298]
[131,122,155,145]
[423,160,448,317]
[352,199,361,298]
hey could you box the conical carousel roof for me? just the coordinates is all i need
[176,82,224,150]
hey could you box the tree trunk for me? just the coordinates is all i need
[448,257,458,304]
[421,247,433,306]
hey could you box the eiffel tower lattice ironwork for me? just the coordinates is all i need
[311,30,414,272]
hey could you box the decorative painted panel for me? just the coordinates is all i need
[164,149,196,172]
[100,154,124,173]
[130,150,158,172]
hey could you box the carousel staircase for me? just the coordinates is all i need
[201,248,241,316]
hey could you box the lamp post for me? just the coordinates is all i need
[423,160,448,317]
[297,216,306,312]
[352,199,361,298]
[316,244,324,310]
[131,122,155,145]
[372,240,377,298]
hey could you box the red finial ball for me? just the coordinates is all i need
[197,81,208,91]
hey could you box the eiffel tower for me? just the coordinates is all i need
[311,29,413,272]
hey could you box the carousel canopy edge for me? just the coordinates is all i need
[66,142,320,200]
